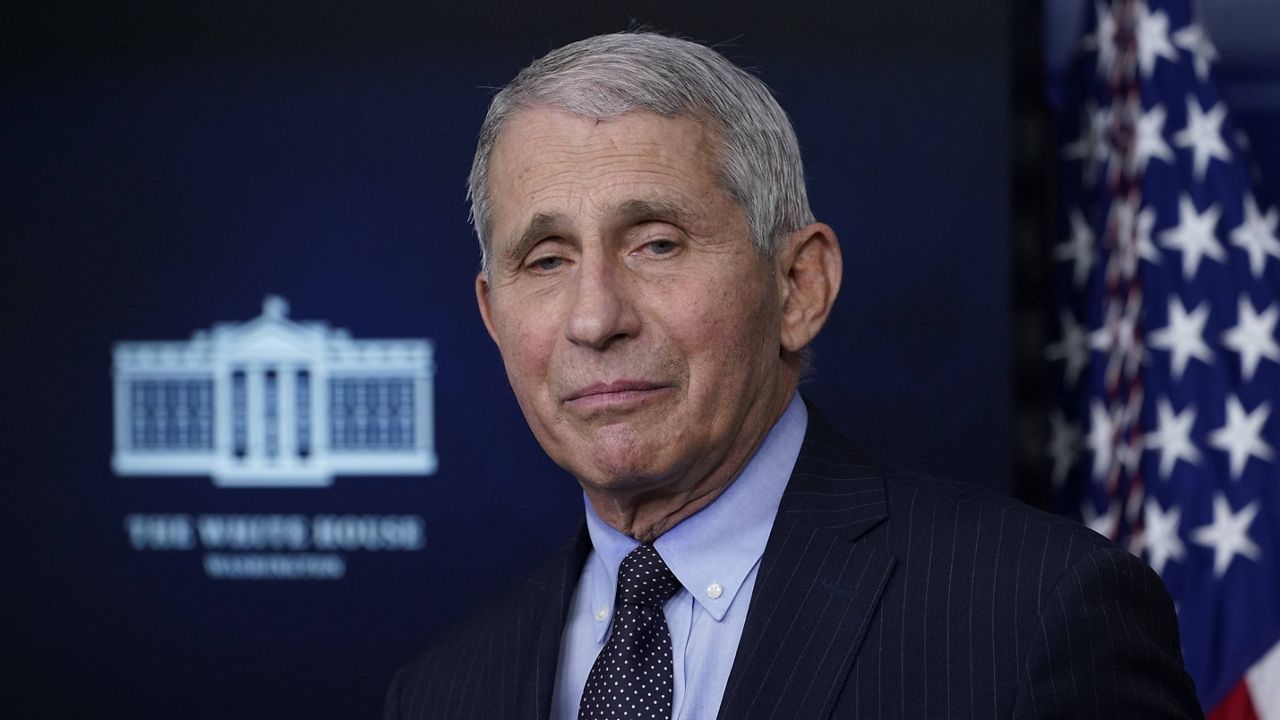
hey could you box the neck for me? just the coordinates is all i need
[587,481,727,543]
[583,386,796,543]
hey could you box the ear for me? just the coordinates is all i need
[475,272,501,345]
[776,222,842,354]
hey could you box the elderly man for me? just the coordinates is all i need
[386,32,1201,719]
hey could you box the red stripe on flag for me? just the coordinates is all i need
[1208,679,1259,720]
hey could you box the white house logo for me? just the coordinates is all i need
[111,295,437,487]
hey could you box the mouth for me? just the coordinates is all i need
[563,380,672,412]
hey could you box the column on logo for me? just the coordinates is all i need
[414,373,430,450]
[246,364,265,465]
[278,366,296,462]
[113,366,131,453]
[214,361,233,460]
[314,365,329,461]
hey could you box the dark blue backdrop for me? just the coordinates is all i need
[3,8,1020,717]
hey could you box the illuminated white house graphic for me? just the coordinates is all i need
[112,296,436,487]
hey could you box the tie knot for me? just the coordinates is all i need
[616,543,681,608]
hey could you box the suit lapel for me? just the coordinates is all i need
[717,412,897,720]
[515,525,590,720]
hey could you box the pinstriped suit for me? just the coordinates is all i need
[385,411,1202,719]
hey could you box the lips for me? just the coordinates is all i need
[563,380,671,411]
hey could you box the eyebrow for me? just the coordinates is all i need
[502,199,698,268]
[613,199,696,229]
[503,211,568,270]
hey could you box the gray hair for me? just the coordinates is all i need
[467,31,815,272]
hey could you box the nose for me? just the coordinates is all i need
[565,252,638,350]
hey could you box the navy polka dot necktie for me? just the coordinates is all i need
[578,543,682,720]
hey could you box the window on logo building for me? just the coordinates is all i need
[264,369,279,458]
[296,369,311,458]
[329,377,415,451]
[232,369,247,458]
[129,378,214,451]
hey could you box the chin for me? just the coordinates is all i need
[586,450,660,486]
[578,436,671,490]
[544,420,684,490]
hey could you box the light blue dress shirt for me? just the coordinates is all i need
[550,394,808,720]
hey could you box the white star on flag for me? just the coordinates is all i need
[1116,413,1147,478]
[1142,499,1186,576]
[1110,203,1162,281]
[1148,296,1214,380]
[1208,395,1274,479]
[1146,398,1201,479]
[1172,22,1218,80]
[1055,208,1096,287]
[1062,101,1111,187]
[1047,410,1081,489]
[1172,97,1231,180]
[1229,195,1280,278]
[1080,1,1118,79]
[1131,205,1163,266]
[1191,493,1261,577]
[1131,104,1176,175]
[1045,308,1090,387]
[1086,399,1117,480]
[1134,1,1179,77]
[1082,498,1120,539]
[1090,296,1145,383]
[1221,295,1280,380]
[1159,195,1225,279]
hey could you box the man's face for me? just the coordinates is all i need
[477,107,794,500]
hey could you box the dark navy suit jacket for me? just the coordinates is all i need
[386,412,1203,719]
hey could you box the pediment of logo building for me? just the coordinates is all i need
[212,296,324,361]
[221,321,319,360]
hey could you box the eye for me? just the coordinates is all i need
[528,255,566,272]
[643,239,678,256]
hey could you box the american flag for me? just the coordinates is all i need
[1048,0,1280,716]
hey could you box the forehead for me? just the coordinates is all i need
[486,107,728,241]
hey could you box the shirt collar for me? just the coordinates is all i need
[583,393,807,639]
